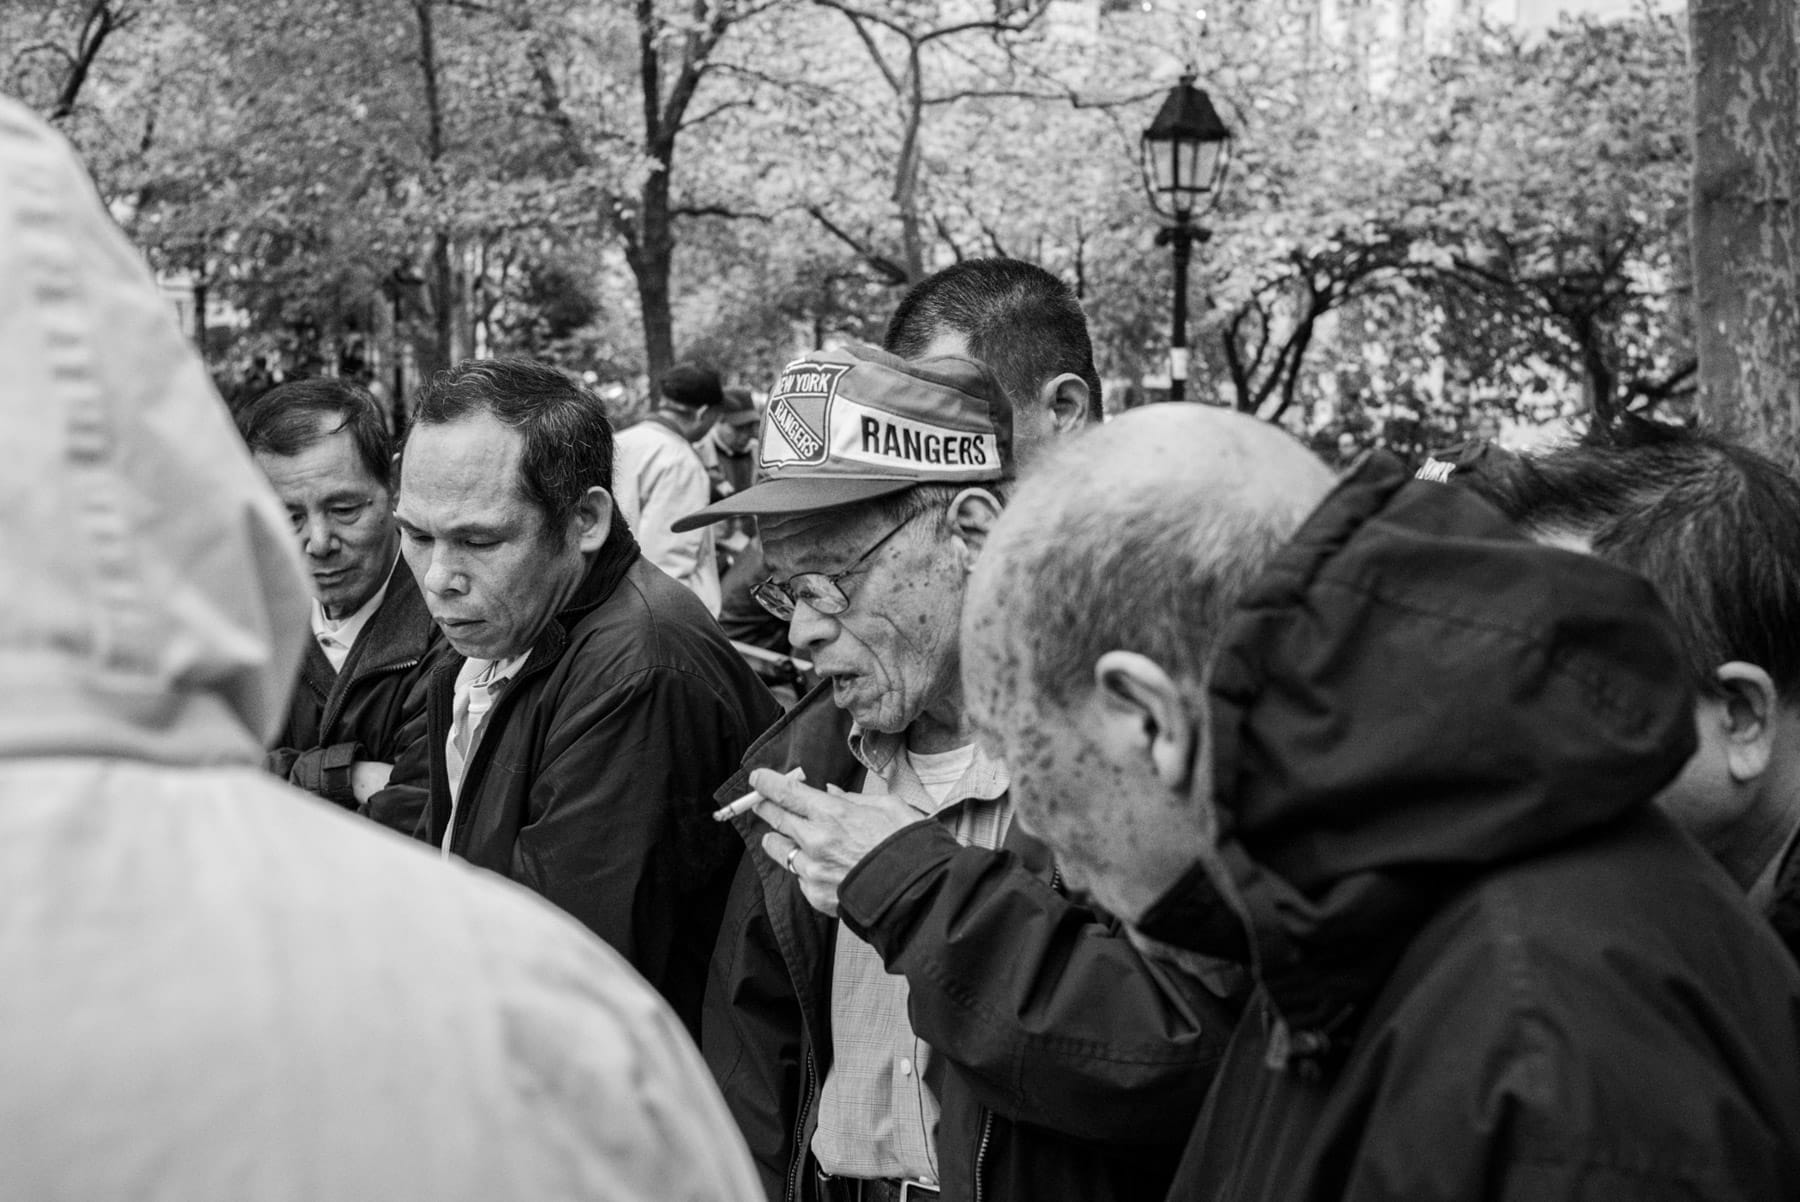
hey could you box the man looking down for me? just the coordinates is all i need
[963,404,1800,1199]
[394,358,780,1032]
[239,378,439,833]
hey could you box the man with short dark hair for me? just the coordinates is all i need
[394,358,781,1031]
[1439,420,1800,957]
[615,362,727,612]
[681,345,1231,1202]
[964,404,1800,1199]
[885,258,1102,453]
[239,378,438,833]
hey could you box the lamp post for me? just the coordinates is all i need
[1142,72,1232,403]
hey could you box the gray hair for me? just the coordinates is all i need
[978,409,1329,707]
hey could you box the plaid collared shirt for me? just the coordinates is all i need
[810,727,1010,1184]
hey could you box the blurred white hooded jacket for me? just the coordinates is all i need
[0,97,762,1202]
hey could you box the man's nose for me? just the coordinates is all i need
[300,516,339,559]
[423,549,467,597]
[786,598,836,655]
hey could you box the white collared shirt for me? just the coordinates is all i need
[309,560,397,673]
[441,650,532,855]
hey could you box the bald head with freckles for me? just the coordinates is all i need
[962,405,1333,921]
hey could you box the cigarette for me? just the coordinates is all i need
[711,766,807,821]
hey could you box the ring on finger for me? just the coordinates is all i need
[786,847,800,874]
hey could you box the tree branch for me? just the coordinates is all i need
[677,97,754,133]
[51,0,135,121]
[673,203,772,221]
[806,205,911,286]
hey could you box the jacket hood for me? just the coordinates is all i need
[1195,451,1697,1061]
[0,99,309,765]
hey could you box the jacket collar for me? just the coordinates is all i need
[555,508,640,629]
[344,558,435,675]
[298,563,435,706]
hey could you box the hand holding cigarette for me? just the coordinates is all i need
[712,765,807,821]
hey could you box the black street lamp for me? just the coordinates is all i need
[1142,72,1232,403]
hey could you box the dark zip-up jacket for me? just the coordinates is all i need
[417,518,781,1033]
[1158,454,1800,1200]
[266,562,441,834]
[702,685,1234,1202]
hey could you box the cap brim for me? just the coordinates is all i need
[670,476,918,532]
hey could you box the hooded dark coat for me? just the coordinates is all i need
[1154,455,1800,1200]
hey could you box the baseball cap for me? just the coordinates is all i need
[719,387,761,427]
[671,343,1012,532]
[661,363,724,412]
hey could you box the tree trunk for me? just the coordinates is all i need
[428,231,456,377]
[1689,0,1800,466]
[413,0,455,375]
[630,168,677,382]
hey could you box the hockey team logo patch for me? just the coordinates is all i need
[760,360,849,470]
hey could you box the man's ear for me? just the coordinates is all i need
[1038,373,1091,437]
[948,487,1003,566]
[1091,650,1197,794]
[1714,661,1779,784]
[572,486,614,555]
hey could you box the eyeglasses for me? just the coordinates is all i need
[751,515,915,621]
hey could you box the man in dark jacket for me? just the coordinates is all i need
[678,344,1232,1202]
[391,358,781,1033]
[1430,420,1800,963]
[964,405,1800,1199]
[239,378,439,834]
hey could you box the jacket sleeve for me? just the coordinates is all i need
[837,821,1234,1142]
[703,854,807,1202]
[511,664,750,984]
[357,645,444,839]
[275,741,362,807]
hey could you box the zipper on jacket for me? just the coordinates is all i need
[319,655,420,737]
[972,1107,995,1202]
[786,1049,817,1202]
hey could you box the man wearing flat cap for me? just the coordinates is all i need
[684,344,1233,1202]
[615,361,727,612]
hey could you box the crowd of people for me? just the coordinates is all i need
[7,92,1800,1202]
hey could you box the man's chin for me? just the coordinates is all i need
[829,681,908,734]
[315,581,375,618]
[437,621,515,661]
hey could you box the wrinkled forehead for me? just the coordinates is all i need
[401,413,522,489]
[397,414,538,524]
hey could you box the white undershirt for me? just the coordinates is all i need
[904,743,978,807]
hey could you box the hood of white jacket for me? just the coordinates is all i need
[0,98,308,765]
